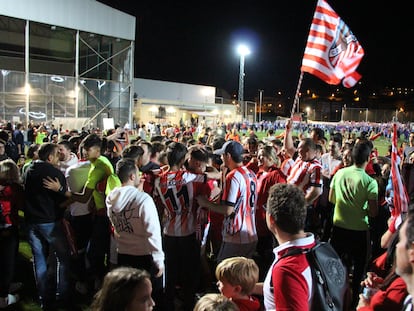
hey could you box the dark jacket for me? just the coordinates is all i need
[24,160,67,224]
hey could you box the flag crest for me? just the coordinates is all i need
[301,0,364,88]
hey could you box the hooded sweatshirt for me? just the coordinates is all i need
[106,185,164,271]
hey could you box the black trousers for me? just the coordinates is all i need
[164,234,200,311]
[330,226,371,308]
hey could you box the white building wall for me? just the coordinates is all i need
[135,78,216,106]
[134,78,236,126]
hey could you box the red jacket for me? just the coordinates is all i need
[233,296,261,311]
[256,166,286,237]
[357,276,407,311]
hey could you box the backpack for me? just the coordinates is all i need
[279,241,349,311]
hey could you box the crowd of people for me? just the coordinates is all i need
[0,118,414,311]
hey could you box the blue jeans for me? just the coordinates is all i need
[27,221,71,305]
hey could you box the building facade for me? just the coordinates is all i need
[0,0,135,130]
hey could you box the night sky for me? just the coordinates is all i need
[97,0,413,99]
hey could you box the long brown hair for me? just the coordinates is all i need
[0,159,21,184]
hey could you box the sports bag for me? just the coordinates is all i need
[279,241,349,311]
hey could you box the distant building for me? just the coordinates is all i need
[134,78,236,127]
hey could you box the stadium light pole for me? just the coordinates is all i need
[237,44,250,121]
[259,89,264,123]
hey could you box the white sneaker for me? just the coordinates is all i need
[0,294,19,309]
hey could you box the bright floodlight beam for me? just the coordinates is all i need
[237,44,250,121]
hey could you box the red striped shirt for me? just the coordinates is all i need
[158,170,206,236]
[287,158,323,199]
[221,166,258,244]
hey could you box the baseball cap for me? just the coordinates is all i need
[213,140,244,163]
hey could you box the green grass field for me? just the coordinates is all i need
[253,129,394,156]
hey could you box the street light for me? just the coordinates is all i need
[259,89,263,123]
[237,44,250,121]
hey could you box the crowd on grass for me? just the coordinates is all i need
[1,118,414,310]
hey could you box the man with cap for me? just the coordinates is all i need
[196,140,258,263]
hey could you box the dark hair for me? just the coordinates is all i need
[188,145,209,163]
[105,139,119,153]
[91,267,151,311]
[315,143,323,154]
[247,137,258,145]
[352,141,371,166]
[158,150,168,166]
[69,135,83,153]
[311,127,325,139]
[332,133,343,146]
[266,183,306,234]
[116,158,137,183]
[60,134,72,141]
[57,140,72,151]
[212,137,226,151]
[138,141,153,155]
[302,137,317,151]
[210,153,223,166]
[186,139,197,147]
[167,142,187,167]
[26,143,39,159]
[0,130,9,143]
[82,133,102,150]
[151,141,165,157]
[38,142,58,161]
[122,145,144,162]
[150,135,164,143]
[0,159,20,184]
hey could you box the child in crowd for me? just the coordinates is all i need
[193,293,239,311]
[215,257,261,311]
[90,267,155,311]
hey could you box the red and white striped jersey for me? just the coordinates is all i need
[287,158,323,198]
[221,166,258,244]
[280,157,295,179]
[157,170,206,237]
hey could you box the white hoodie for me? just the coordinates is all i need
[106,185,164,272]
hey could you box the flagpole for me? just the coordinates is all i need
[290,71,304,118]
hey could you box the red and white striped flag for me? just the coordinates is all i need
[301,0,364,88]
[391,123,409,218]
